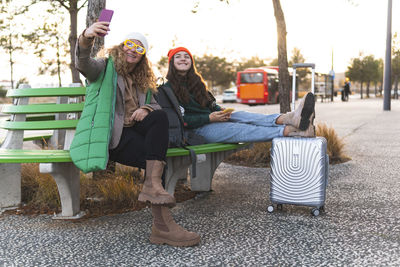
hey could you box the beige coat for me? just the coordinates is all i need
[75,38,161,149]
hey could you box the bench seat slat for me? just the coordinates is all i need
[0,149,72,163]
[0,120,78,130]
[166,143,249,157]
[6,87,86,98]
[0,143,249,163]
[2,103,84,114]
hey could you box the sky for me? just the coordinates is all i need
[1,0,400,87]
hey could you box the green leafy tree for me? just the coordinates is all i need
[392,32,400,99]
[269,58,279,66]
[10,0,88,84]
[346,54,381,99]
[194,54,235,93]
[156,56,169,77]
[24,14,69,87]
[236,56,266,72]
[0,0,24,89]
[375,58,384,96]
[362,55,380,98]
[346,55,364,98]
[289,47,307,88]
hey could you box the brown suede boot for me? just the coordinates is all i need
[150,205,200,247]
[280,92,315,130]
[138,160,176,206]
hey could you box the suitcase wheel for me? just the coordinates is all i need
[311,208,320,216]
[267,205,274,213]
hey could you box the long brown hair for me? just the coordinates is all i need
[98,43,157,93]
[166,57,212,107]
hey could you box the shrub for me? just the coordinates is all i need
[19,163,196,217]
[316,123,351,164]
[0,89,6,98]
[226,123,350,167]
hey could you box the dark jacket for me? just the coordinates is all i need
[164,82,221,129]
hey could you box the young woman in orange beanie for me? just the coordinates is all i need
[164,47,316,144]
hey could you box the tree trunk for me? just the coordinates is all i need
[68,1,82,84]
[360,81,363,99]
[86,0,106,58]
[272,0,290,113]
[366,81,370,98]
[56,36,62,87]
[9,33,14,89]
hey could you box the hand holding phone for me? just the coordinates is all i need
[98,9,114,36]
[223,108,235,113]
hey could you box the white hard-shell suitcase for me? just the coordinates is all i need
[268,63,329,216]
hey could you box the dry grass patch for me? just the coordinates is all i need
[225,142,272,167]
[15,163,196,217]
[225,123,351,167]
[316,123,351,164]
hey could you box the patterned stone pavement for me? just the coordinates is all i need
[1,97,399,266]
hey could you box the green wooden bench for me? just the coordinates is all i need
[0,85,251,219]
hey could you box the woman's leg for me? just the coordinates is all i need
[150,205,200,247]
[108,127,147,168]
[193,121,285,143]
[229,111,281,127]
[132,109,169,162]
[109,110,175,206]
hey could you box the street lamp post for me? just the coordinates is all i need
[383,0,392,111]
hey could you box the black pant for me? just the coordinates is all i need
[109,109,169,169]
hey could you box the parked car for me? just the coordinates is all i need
[222,87,237,103]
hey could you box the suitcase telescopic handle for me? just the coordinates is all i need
[291,63,315,110]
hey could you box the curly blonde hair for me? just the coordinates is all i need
[97,43,157,93]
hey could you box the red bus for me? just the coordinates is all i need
[236,67,280,105]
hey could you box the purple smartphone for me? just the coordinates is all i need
[98,9,114,36]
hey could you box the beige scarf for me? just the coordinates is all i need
[123,74,140,127]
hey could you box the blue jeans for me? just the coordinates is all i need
[192,111,284,143]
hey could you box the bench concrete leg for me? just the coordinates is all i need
[165,156,191,196]
[189,152,228,192]
[190,146,252,192]
[40,162,84,219]
[0,163,21,210]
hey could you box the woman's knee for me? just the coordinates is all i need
[149,109,169,130]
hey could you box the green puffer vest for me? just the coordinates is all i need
[70,57,117,173]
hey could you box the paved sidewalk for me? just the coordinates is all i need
[1,97,400,266]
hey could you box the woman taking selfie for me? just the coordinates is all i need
[74,22,200,247]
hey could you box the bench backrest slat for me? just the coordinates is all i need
[0,120,78,130]
[6,87,86,98]
[2,103,84,114]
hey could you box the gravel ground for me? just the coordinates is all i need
[1,96,400,266]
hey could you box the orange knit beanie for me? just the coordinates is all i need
[167,47,193,63]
